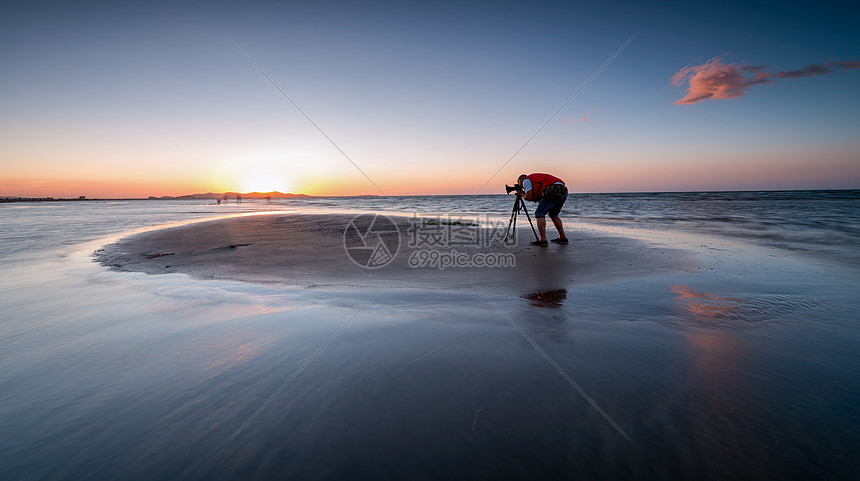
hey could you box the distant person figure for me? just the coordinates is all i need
[516,173,568,246]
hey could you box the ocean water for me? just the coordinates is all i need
[237,189,860,266]
[4,190,857,265]
[1,191,859,480]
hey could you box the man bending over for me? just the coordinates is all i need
[516,173,569,246]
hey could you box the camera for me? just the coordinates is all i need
[505,184,522,194]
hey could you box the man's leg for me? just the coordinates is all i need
[550,216,566,240]
[536,217,547,241]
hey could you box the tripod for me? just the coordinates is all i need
[505,196,539,244]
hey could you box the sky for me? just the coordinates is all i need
[1,0,858,197]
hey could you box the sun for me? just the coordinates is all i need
[239,170,291,193]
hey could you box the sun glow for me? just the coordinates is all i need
[239,169,291,193]
[213,155,295,194]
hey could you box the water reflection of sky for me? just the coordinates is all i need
[672,285,746,322]
[670,284,820,330]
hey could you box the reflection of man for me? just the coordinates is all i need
[516,173,568,246]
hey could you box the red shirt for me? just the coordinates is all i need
[526,173,564,198]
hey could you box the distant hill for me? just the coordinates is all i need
[150,191,310,200]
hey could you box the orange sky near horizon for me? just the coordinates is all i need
[3,144,858,198]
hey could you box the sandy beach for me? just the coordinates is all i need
[95,213,697,293]
[4,199,858,481]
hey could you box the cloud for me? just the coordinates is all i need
[775,60,860,78]
[581,108,597,122]
[671,56,772,105]
[834,60,860,70]
[774,64,830,78]
[672,56,860,105]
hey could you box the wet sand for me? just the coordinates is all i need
[4,197,860,481]
[95,213,697,293]
[75,212,860,480]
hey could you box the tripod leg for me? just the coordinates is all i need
[504,199,519,242]
[519,199,539,241]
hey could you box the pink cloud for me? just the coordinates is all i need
[672,57,860,105]
[671,56,771,105]
[581,109,597,122]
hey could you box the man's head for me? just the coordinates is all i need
[517,174,528,187]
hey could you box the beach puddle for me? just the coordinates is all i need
[671,284,817,328]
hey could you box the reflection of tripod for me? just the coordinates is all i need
[505,196,539,244]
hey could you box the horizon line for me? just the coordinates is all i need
[3,187,858,202]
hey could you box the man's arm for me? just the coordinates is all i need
[523,189,536,202]
[519,178,537,202]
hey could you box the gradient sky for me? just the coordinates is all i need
[2,0,858,197]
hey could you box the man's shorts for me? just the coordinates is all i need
[534,192,568,218]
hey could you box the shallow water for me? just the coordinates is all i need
[250,190,860,266]
[4,190,858,265]
[1,193,859,480]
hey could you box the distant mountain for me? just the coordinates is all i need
[151,191,311,200]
